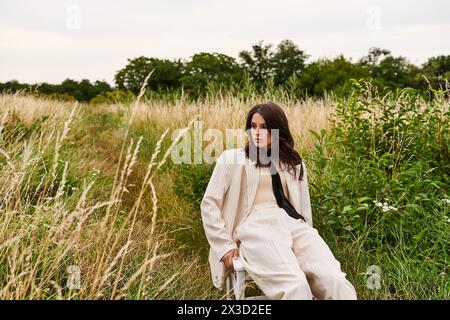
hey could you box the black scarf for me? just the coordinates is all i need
[253,146,306,222]
[269,161,306,222]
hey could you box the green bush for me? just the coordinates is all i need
[308,80,449,298]
[173,163,214,209]
[90,89,135,105]
[169,162,216,259]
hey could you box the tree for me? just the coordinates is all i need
[271,40,309,86]
[377,56,420,89]
[0,80,32,93]
[239,40,308,89]
[239,41,275,88]
[114,56,183,94]
[94,80,112,94]
[359,47,391,66]
[180,52,243,94]
[300,55,368,97]
[421,55,450,89]
[60,79,83,101]
[37,82,58,95]
[359,47,420,90]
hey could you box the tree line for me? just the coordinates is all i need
[1,40,449,102]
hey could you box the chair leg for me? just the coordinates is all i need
[233,270,246,300]
[223,257,268,300]
[225,276,232,300]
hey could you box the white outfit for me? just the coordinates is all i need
[200,148,357,299]
[235,165,356,300]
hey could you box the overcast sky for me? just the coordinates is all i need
[1,0,449,84]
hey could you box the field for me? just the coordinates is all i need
[0,83,448,299]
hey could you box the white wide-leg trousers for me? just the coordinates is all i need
[235,202,357,300]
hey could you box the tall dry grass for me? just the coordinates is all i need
[0,90,334,299]
[125,95,334,152]
[0,94,199,299]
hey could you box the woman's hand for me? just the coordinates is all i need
[221,249,239,273]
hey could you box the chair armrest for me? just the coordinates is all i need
[232,256,245,272]
[231,257,246,299]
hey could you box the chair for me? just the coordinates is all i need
[224,257,267,300]
[224,257,318,300]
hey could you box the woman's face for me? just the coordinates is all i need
[250,112,271,148]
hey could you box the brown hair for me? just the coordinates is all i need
[244,102,304,181]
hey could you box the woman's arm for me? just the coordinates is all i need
[200,150,238,262]
[299,161,313,227]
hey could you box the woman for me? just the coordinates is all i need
[200,102,357,300]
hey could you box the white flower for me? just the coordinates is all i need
[375,199,398,212]
[373,200,383,207]
[444,199,450,204]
